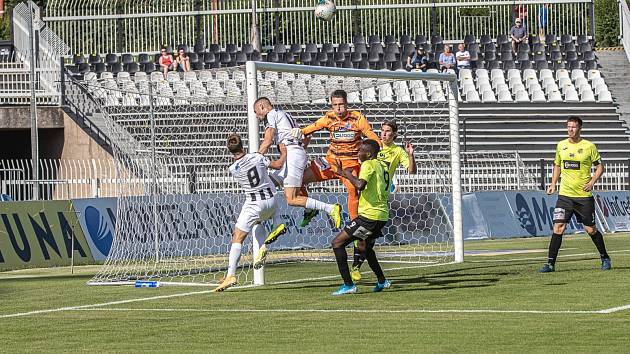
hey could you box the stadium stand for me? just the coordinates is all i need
[50,32,630,175]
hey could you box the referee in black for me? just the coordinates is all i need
[541,116,611,272]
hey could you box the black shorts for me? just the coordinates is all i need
[344,215,388,240]
[553,195,596,226]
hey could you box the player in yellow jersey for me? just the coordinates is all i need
[328,139,392,295]
[540,116,611,272]
[350,120,416,282]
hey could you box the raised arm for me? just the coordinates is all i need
[302,116,329,136]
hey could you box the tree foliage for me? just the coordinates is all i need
[594,0,621,47]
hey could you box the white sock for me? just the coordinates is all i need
[227,243,242,276]
[306,198,334,213]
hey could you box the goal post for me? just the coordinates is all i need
[245,61,463,285]
[86,61,463,287]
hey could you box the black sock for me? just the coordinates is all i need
[365,247,386,283]
[333,247,353,286]
[589,230,610,259]
[547,233,563,265]
[352,246,366,269]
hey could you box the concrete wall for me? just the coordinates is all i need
[0,107,64,129]
[60,111,112,161]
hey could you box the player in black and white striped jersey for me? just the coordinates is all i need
[213,134,284,292]
[254,97,342,236]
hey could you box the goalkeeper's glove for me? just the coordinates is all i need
[291,127,304,141]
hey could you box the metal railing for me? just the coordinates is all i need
[0,159,120,201]
[528,159,630,191]
[44,0,594,54]
[621,0,630,62]
[0,2,68,105]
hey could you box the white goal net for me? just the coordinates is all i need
[85,63,462,287]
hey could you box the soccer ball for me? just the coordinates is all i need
[314,0,336,21]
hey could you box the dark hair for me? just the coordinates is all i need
[330,89,347,102]
[227,134,244,154]
[382,120,398,134]
[254,97,271,106]
[362,139,381,157]
[567,116,583,127]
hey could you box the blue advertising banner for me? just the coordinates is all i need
[594,191,630,232]
[71,198,117,261]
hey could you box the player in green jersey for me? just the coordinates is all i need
[541,116,611,272]
[350,120,416,282]
[329,139,392,295]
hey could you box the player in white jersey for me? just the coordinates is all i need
[213,134,284,292]
[254,97,342,237]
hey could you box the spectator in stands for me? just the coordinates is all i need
[175,49,191,72]
[510,18,529,53]
[455,43,471,70]
[406,47,428,72]
[158,47,175,78]
[538,3,550,43]
[438,45,456,73]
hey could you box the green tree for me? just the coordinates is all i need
[594,0,620,47]
[1,0,46,41]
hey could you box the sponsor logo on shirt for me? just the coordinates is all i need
[332,131,356,140]
[563,160,580,170]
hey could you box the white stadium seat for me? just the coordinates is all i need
[598,90,613,103]
[548,90,563,102]
[498,90,513,102]
[465,90,481,102]
[481,90,496,103]
[564,89,579,102]
[531,89,547,102]
[515,90,530,102]
[581,89,596,102]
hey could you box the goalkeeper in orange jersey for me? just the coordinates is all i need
[293,89,380,227]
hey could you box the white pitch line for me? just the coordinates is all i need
[71,307,600,315]
[467,249,630,263]
[597,304,630,314]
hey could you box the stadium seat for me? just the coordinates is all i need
[225,44,238,54]
[250,51,262,62]
[322,43,335,54]
[399,34,412,45]
[500,50,513,61]
[105,53,119,65]
[353,34,366,45]
[108,62,123,74]
[515,89,530,102]
[548,89,563,102]
[531,89,547,102]
[565,51,578,62]
[464,34,476,46]
[577,34,590,45]
[502,60,515,70]
[564,88,580,102]
[479,34,492,46]
[567,60,581,71]
[337,43,351,54]
[562,42,576,53]
[560,34,573,45]
[598,90,613,103]
[384,35,396,45]
[73,54,85,65]
[354,43,368,55]
[465,90,481,102]
[498,90,513,102]
[581,89,596,102]
[431,35,443,45]
[414,35,427,46]
[535,60,548,70]
[481,90,496,103]
[88,54,101,65]
[496,34,509,45]
[92,62,106,74]
[368,35,381,45]
[208,44,221,54]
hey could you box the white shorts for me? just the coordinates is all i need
[270,145,307,188]
[235,196,278,233]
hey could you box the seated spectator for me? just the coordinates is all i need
[158,47,175,78]
[175,49,191,72]
[406,47,428,72]
[438,45,456,73]
[510,18,528,53]
[455,43,471,70]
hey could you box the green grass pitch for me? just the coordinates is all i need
[1,233,629,353]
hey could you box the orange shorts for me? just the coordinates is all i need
[309,155,361,220]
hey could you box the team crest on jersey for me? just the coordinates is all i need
[569,153,575,158]
[578,148,584,154]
